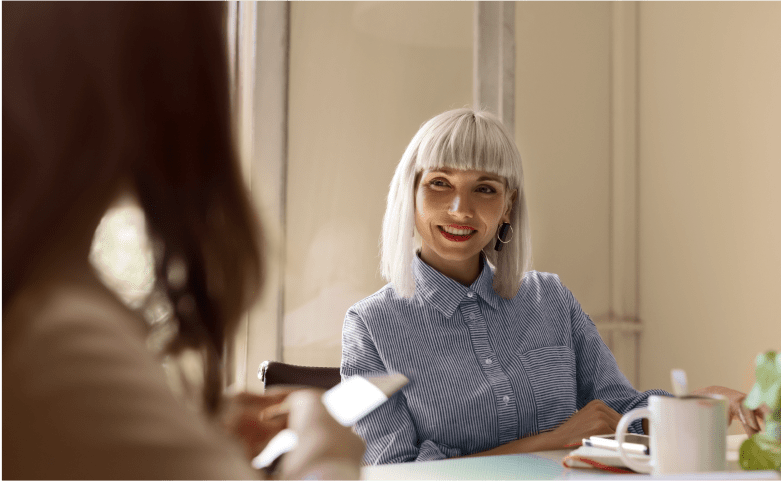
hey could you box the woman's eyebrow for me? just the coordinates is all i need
[427,168,454,175]
[476,175,503,183]
[425,169,503,183]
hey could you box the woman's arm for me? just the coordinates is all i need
[463,399,623,457]
[561,282,670,433]
[342,307,457,463]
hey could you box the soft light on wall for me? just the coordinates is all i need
[351,1,471,49]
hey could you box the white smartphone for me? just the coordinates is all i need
[583,433,650,455]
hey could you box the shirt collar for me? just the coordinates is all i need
[412,252,500,318]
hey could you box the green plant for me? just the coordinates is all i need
[739,351,781,471]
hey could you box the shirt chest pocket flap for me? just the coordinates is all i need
[519,345,577,432]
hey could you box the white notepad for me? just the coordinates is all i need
[563,434,750,472]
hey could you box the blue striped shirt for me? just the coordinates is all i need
[341,255,670,465]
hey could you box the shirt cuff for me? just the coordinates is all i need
[416,440,462,461]
[627,389,672,434]
[629,418,645,434]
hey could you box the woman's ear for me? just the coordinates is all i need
[503,189,518,223]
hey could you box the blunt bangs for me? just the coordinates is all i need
[414,110,522,190]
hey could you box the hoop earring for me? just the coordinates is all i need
[494,223,513,251]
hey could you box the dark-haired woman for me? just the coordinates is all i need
[3,3,362,479]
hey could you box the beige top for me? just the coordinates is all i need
[2,271,258,479]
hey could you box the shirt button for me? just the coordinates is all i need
[485,359,492,365]
[503,395,510,404]
[469,314,476,320]
[466,291,474,298]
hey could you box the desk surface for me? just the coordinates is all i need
[362,449,781,480]
[363,449,600,480]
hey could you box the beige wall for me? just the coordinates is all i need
[285,2,472,365]
[515,2,781,399]
[637,2,781,395]
[515,2,612,319]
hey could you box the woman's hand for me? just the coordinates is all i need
[492,400,621,456]
[690,386,769,437]
[220,387,299,460]
[278,389,365,480]
[547,399,623,448]
[468,399,623,457]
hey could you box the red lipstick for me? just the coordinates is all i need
[438,226,476,242]
[446,224,474,230]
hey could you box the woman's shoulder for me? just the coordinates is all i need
[518,270,568,298]
[345,282,417,322]
[3,274,253,479]
[4,272,147,349]
[3,277,147,474]
[3,274,146,357]
[3,273,155,405]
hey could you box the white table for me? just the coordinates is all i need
[362,448,781,480]
[363,449,606,480]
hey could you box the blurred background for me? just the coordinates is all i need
[93,2,780,425]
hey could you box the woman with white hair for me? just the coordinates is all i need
[341,108,764,465]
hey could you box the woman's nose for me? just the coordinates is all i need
[448,193,474,218]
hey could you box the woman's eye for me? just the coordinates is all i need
[476,185,497,194]
[429,179,449,188]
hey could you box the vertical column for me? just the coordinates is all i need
[247,1,290,392]
[609,2,641,386]
[228,1,290,392]
[474,2,515,133]
[610,2,639,323]
[225,0,258,390]
[226,2,238,112]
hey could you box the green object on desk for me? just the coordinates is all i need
[740,351,781,472]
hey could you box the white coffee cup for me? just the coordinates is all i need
[615,395,728,475]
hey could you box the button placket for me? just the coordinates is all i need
[460,297,519,444]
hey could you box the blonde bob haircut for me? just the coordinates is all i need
[381,108,532,299]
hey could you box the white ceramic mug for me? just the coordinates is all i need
[615,395,728,475]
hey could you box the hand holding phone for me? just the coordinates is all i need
[252,373,408,470]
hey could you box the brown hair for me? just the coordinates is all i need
[3,2,262,413]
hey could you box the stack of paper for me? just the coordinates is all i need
[562,444,647,473]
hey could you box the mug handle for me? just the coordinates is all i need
[615,407,652,474]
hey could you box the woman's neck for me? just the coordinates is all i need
[418,250,483,287]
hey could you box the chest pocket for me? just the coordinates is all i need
[520,346,577,432]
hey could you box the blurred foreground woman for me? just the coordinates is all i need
[2,3,362,479]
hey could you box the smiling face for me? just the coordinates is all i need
[414,167,516,285]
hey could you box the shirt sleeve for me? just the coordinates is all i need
[563,281,671,434]
[341,306,458,464]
